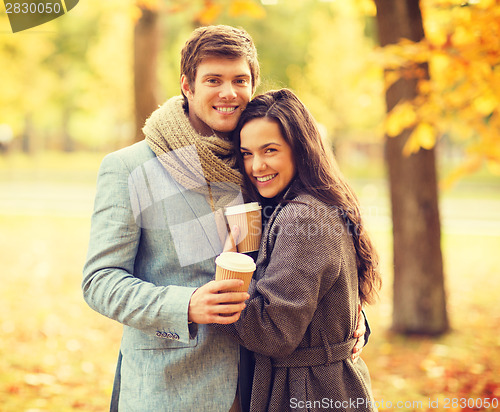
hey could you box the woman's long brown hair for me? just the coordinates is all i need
[232,89,381,305]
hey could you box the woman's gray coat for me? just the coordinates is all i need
[215,191,375,412]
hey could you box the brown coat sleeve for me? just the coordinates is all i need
[215,199,345,357]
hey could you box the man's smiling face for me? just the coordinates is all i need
[181,56,253,138]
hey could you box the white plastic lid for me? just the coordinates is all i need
[215,252,256,272]
[224,202,262,216]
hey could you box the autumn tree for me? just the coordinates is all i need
[380,0,500,184]
[0,0,133,151]
[133,1,161,143]
[288,1,384,149]
[374,0,449,335]
[130,0,265,143]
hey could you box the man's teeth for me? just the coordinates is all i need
[216,107,236,113]
[256,174,277,182]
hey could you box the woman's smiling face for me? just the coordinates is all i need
[239,118,296,198]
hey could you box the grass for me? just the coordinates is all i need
[362,229,500,411]
[0,215,122,411]
[1,151,499,411]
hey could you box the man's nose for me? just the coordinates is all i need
[219,82,237,99]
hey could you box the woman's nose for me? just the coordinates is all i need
[252,156,266,173]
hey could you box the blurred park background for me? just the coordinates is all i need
[1,0,500,410]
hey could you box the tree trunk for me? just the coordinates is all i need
[22,114,33,154]
[133,6,160,143]
[62,105,74,152]
[374,0,449,334]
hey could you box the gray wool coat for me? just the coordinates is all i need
[214,190,376,412]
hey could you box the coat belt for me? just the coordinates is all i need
[271,337,357,368]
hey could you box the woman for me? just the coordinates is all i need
[214,89,381,412]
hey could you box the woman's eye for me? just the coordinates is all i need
[265,148,277,153]
[241,151,251,157]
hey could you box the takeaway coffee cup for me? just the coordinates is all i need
[224,202,262,253]
[215,252,256,293]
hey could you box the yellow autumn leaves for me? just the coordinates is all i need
[131,0,265,24]
[379,0,500,175]
[195,0,266,25]
[385,101,436,156]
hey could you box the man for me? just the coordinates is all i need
[83,25,366,412]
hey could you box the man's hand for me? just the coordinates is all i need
[352,304,367,363]
[188,279,249,325]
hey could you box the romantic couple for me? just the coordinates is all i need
[82,25,381,412]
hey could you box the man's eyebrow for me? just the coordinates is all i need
[202,73,251,78]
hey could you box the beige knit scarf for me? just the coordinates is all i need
[143,95,243,210]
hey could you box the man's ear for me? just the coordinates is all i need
[180,75,192,99]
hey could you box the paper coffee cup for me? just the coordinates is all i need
[224,202,262,253]
[215,252,256,293]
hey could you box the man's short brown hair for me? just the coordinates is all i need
[180,25,260,106]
